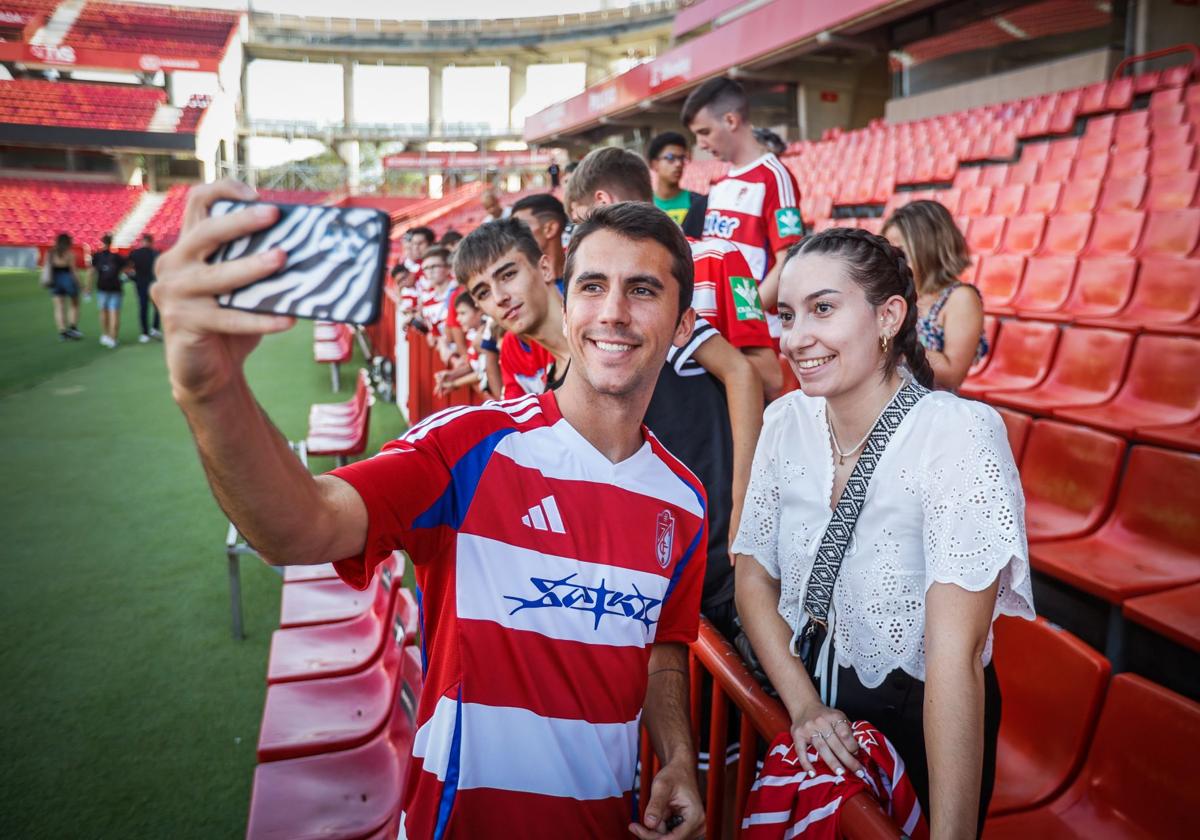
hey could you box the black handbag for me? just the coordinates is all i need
[733,381,929,694]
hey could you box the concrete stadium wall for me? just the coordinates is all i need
[884,48,1118,124]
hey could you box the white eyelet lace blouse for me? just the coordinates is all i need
[731,388,1035,688]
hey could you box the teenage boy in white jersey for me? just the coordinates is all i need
[151,180,706,840]
[682,77,804,326]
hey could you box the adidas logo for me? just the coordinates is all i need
[521,495,566,534]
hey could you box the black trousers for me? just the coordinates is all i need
[135,279,160,334]
[832,660,1002,837]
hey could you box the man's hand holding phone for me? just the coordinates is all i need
[153,180,295,405]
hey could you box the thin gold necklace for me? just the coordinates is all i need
[826,382,904,465]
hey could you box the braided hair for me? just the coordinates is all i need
[784,227,936,389]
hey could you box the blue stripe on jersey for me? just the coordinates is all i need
[662,480,707,605]
[412,427,517,531]
[415,585,427,676]
[432,687,464,840]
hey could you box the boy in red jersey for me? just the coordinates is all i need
[682,77,804,333]
[153,182,706,839]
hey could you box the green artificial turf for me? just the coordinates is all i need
[0,270,407,838]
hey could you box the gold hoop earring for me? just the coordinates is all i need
[880,333,890,355]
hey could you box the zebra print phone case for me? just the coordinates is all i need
[210,200,391,325]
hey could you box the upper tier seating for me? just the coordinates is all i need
[0,178,141,248]
[0,79,165,131]
[67,2,240,58]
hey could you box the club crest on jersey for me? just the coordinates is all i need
[775,208,804,238]
[703,211,741,239]
[730,276,766,322]
[655,510,676,569]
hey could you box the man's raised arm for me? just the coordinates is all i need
[154,179,367,567]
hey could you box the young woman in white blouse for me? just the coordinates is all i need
[732,228,1034,838]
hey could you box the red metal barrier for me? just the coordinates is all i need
[405,329,486,422]
[1113,44,1200,82]
[638,619,905,839]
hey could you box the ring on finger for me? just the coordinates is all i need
[811,731,825,740]
[820,728,834,739]
[833,719,852,730]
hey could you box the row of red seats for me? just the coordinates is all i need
[964,323,1199,441]
[67,2,239,58]
[0,178,142,248]
[249,553,419,839]
[956,208,1200,259]
[0,79,166,131]
[306,364,372,467]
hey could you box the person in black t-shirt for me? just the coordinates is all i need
[92,233,127,348]
[128,234,161,343]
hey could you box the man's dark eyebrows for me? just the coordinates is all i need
[490,260,516,279]
[805,288,841,302]
[626,274,665,289]
[572,270,608,284]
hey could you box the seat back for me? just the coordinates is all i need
[1001,213,1046,254]
[968,215,1006,253]
[968,316,1000,377]
[1059,178,1101,214]
[1080,674,1200,839]
[1139,208,1200,257]
[1125,257,1200,321]
[991,616,1110,809]
[991,184,1027,217]
[388,645,424,745]
[1109,148,1149,179]
[1149,142,1196,176]
[1086,210,1146,256]
[1012,255,1074,310]
[962,186,994,217]
[1098,175,1148,211]
[994,407,1032,462]
[1122,334,1200,413]
[1043,326,1134,395]
[1024,182,1062,215]
[976,255,1025,306]
[1021,419,1126,525]
[1042,213,1093,256]
[986,319,1059,379]
[1112,445,1200,550]
[1146,171,1199,211]
[1064,257,1138,314]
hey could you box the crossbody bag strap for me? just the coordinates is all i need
[802,381,929,625]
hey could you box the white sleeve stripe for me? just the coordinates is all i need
[765,156,798,209]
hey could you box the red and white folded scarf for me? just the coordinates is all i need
[741,722,928,839]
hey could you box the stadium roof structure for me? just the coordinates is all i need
[522,0,934,142]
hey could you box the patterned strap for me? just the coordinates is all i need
[802,381,930,624]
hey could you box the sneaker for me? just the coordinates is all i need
[139,334,151,344]
[100,335,116,348]
[66,327,83,339]
[59,331,70,342]
[149,328,163,340]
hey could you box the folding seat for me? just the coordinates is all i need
[994,407,1032,461]
[1136,415,1200,451]
[959,320,1058,397]
[1016,420,1127,541]
[1008,248,1076,313]
[1023,181,1062,215]
[1105,76,1135,111]
[1072,152,1110,180]
[246,647,422,840]
[967,315,1001,379]
[967,215,1006,254]
[1132,70,1161,95]
[283,564,339,583]
[1022,141,1053,164]
[1057,178,1102,214]
[961,185,994,216]
[979,165,1009,188]
[1085,210,1145,257]
[1054,334,1200,434]
[990,326,1134,414]
[1005,159,1039,185]
[279,555,398,629]
[1150,86,1185,111]
[1077,82,1109,116]
[987,616,1110,817]
[1138,208,1200,256]
[1162,65,1194,89]
[990,184,1026,218]
[1026,445,1200,604]
[1040,212,1093,256]
[1108,148,1149,180]
[1149,142,1196,177]
[1079,257,1200,332]
[953,166,981,190]
[1152,123,1193,147]
[1114,127,1150,152]
[1098,175,1147,211]
[975,255,1026,313]
[1000,212,1046,255]
[1150,102,1186,128]
[1115,110,1149,135]
[1123,582,1200,654]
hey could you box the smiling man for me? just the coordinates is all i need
[151,182,709,839]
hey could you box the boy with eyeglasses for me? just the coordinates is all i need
[647,132,704,235]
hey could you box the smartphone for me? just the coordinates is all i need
[208,200,391,325]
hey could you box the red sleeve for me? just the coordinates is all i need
[714,249,773,350]
[654,509,708,644]
[444,299,460,330]
[499,333,523,399]
[764,164,805,257]
[326,433,452,589]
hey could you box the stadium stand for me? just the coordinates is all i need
[0,79,166,131]
[0,178,142,248]
[65,2,239,58]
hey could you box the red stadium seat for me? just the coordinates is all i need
[1145,171,1199,210]
[976,255,1025,313]
[961,186,994,216]
[1053,334,1200,434]
[980,165,1009,188]
[279,557,397,629]
[994,407,1032,462]
[1020,142,1051,164]
[1109,148,1149,180]
[1028,445,1200,602]
[1098,175,1147,211]
[1136,416,1200,451]
[1040,213,1093,256]
[1023,182,1062,215]
[283,564,339,583]
[1106,77,1135,111]
[1072,153,1109,181]
[990,327,1134,414]
[1007,251,1072,313]
[1000,213,1046,254]
[931,187,962,214]
[960,320,1058,397]
[1123,583,1200,653]
[1084,211,1145,257]
[991,184,1026,217]
[968,215,1006,254]
[984,675,1200,840]
[1017,420,1126,541]
[1137,208,1200,257]
[1006,160,1040,185]
[269,585,417,685]
[1039,155,1073,183]
[954,167,983,190]
[968,315,1001,378]
[1078,257,1200,332]
[1077,82,1109,116]
[1046,136,1079,160]
[987,617,1110,817]
[246,646,422,840]
[1039,257,1138,322]
[1151,87,1185,111]
[1150,142,1196,176]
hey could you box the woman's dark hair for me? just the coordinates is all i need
[881,200,970,295]
[784,227,935,389]
[54,232,71,254]
[564,201,693,320]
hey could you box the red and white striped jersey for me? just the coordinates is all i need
[688,237,773,351]
[701,152,804,283]
[329,391,708,839]
[499,332,556,399]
